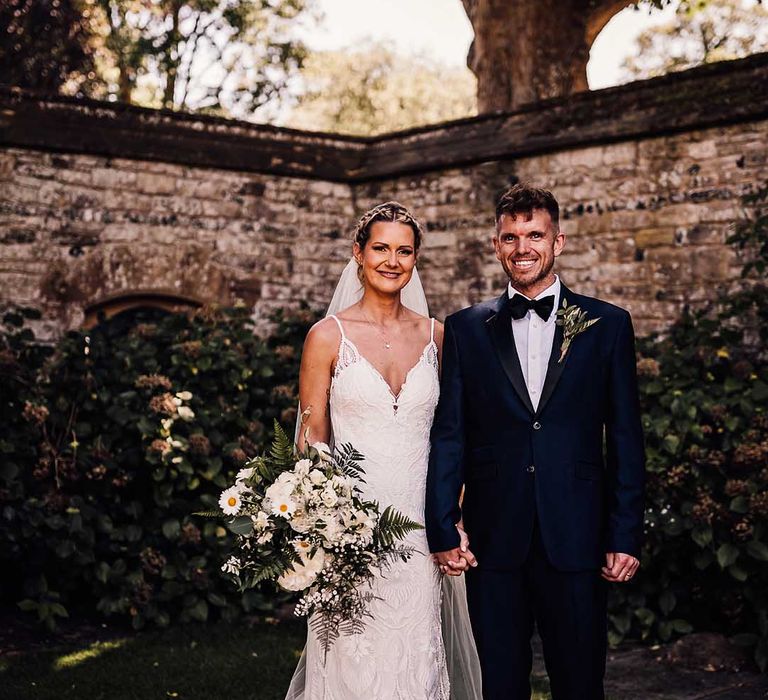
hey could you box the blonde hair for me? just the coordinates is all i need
[353,201,423,251]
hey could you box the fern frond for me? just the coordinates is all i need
[334,442,366,482]
[192,510,221,518]
[374,506,423,549]
[378,545,417,571]
[310,612,342,659]
[240,560,287,590]
[269,419,297,473]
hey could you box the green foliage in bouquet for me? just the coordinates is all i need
[608,183,768,670]
[0,302,318,629]
[214,422,423,657]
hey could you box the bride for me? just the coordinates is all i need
[285,202,482,699]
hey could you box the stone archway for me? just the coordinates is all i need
[82,290,204,328]
[40,244,241,331]
[461,0,633,112]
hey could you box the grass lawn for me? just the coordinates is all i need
[1,618,552,699]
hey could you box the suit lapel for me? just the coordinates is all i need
[535,284,573,417]
[486,293,535,415]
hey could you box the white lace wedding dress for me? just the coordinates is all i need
[287,314,450,700]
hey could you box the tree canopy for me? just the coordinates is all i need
[1,0,311,118]
[623,0,768,80]
[282,45,477,136]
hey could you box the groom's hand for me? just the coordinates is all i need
[434,526,478,576]
[434,548,468,576]
[602,552,639,582]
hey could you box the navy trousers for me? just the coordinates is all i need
[465,521,607,700]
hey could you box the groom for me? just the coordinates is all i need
[426,184,645,699]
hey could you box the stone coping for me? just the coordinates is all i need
[1,52,767,183]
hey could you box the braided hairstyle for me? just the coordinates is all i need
[353,201,423,252]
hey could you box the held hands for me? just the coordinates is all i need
[602,552,639,582]
[433,525,478,577]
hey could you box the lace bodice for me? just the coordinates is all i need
[329,316,440,522]
[297,315,449,700]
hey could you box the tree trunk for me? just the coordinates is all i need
[117,62,133,104]
[462,0,631,113]
[162,0,183,109]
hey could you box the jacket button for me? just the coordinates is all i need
[533,421,542,430]
[526,465,535,473]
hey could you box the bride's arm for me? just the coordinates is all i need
[297,318,337,451]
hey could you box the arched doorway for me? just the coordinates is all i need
[83,290,204,330]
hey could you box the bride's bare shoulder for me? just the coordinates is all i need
[303,316,342,356]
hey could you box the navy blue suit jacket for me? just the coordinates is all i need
[426,284,645,571]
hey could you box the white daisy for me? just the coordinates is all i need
[265,482,296,518]
[219,486,243,516]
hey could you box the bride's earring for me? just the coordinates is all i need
[356,259,365,285]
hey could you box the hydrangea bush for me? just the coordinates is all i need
[0,303,317,629]
[607,184,768,669]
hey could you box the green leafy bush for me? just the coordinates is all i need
[0,303,317,629]
[608,184,768,669]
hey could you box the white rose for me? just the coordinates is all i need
[277,568,314,591]
[309,469,326,486]
[265,480,292,501]
[321,487,338,508]
[277,547,325,591]
[294,459,313,476]
[275,471,298,488]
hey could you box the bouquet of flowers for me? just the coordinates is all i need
[214,422,422,654]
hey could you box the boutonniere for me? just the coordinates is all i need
[556,299,601,363]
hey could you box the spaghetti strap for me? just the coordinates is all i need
[430,317,435,343]
[329,314,346,340]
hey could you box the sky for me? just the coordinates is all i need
[299,0,680,90]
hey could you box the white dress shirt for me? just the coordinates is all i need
[507,275,561,411]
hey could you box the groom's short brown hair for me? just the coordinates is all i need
[495,184,560,230]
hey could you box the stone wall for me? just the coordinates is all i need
[1,53,767,338]
[0,148,354,336]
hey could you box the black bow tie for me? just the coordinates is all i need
[508,293,555,321]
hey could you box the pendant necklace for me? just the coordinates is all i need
[361,309,393,350]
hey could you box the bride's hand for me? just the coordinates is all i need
[456,524,478,569]
[433,548,467,576]
[433,525,478,576]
